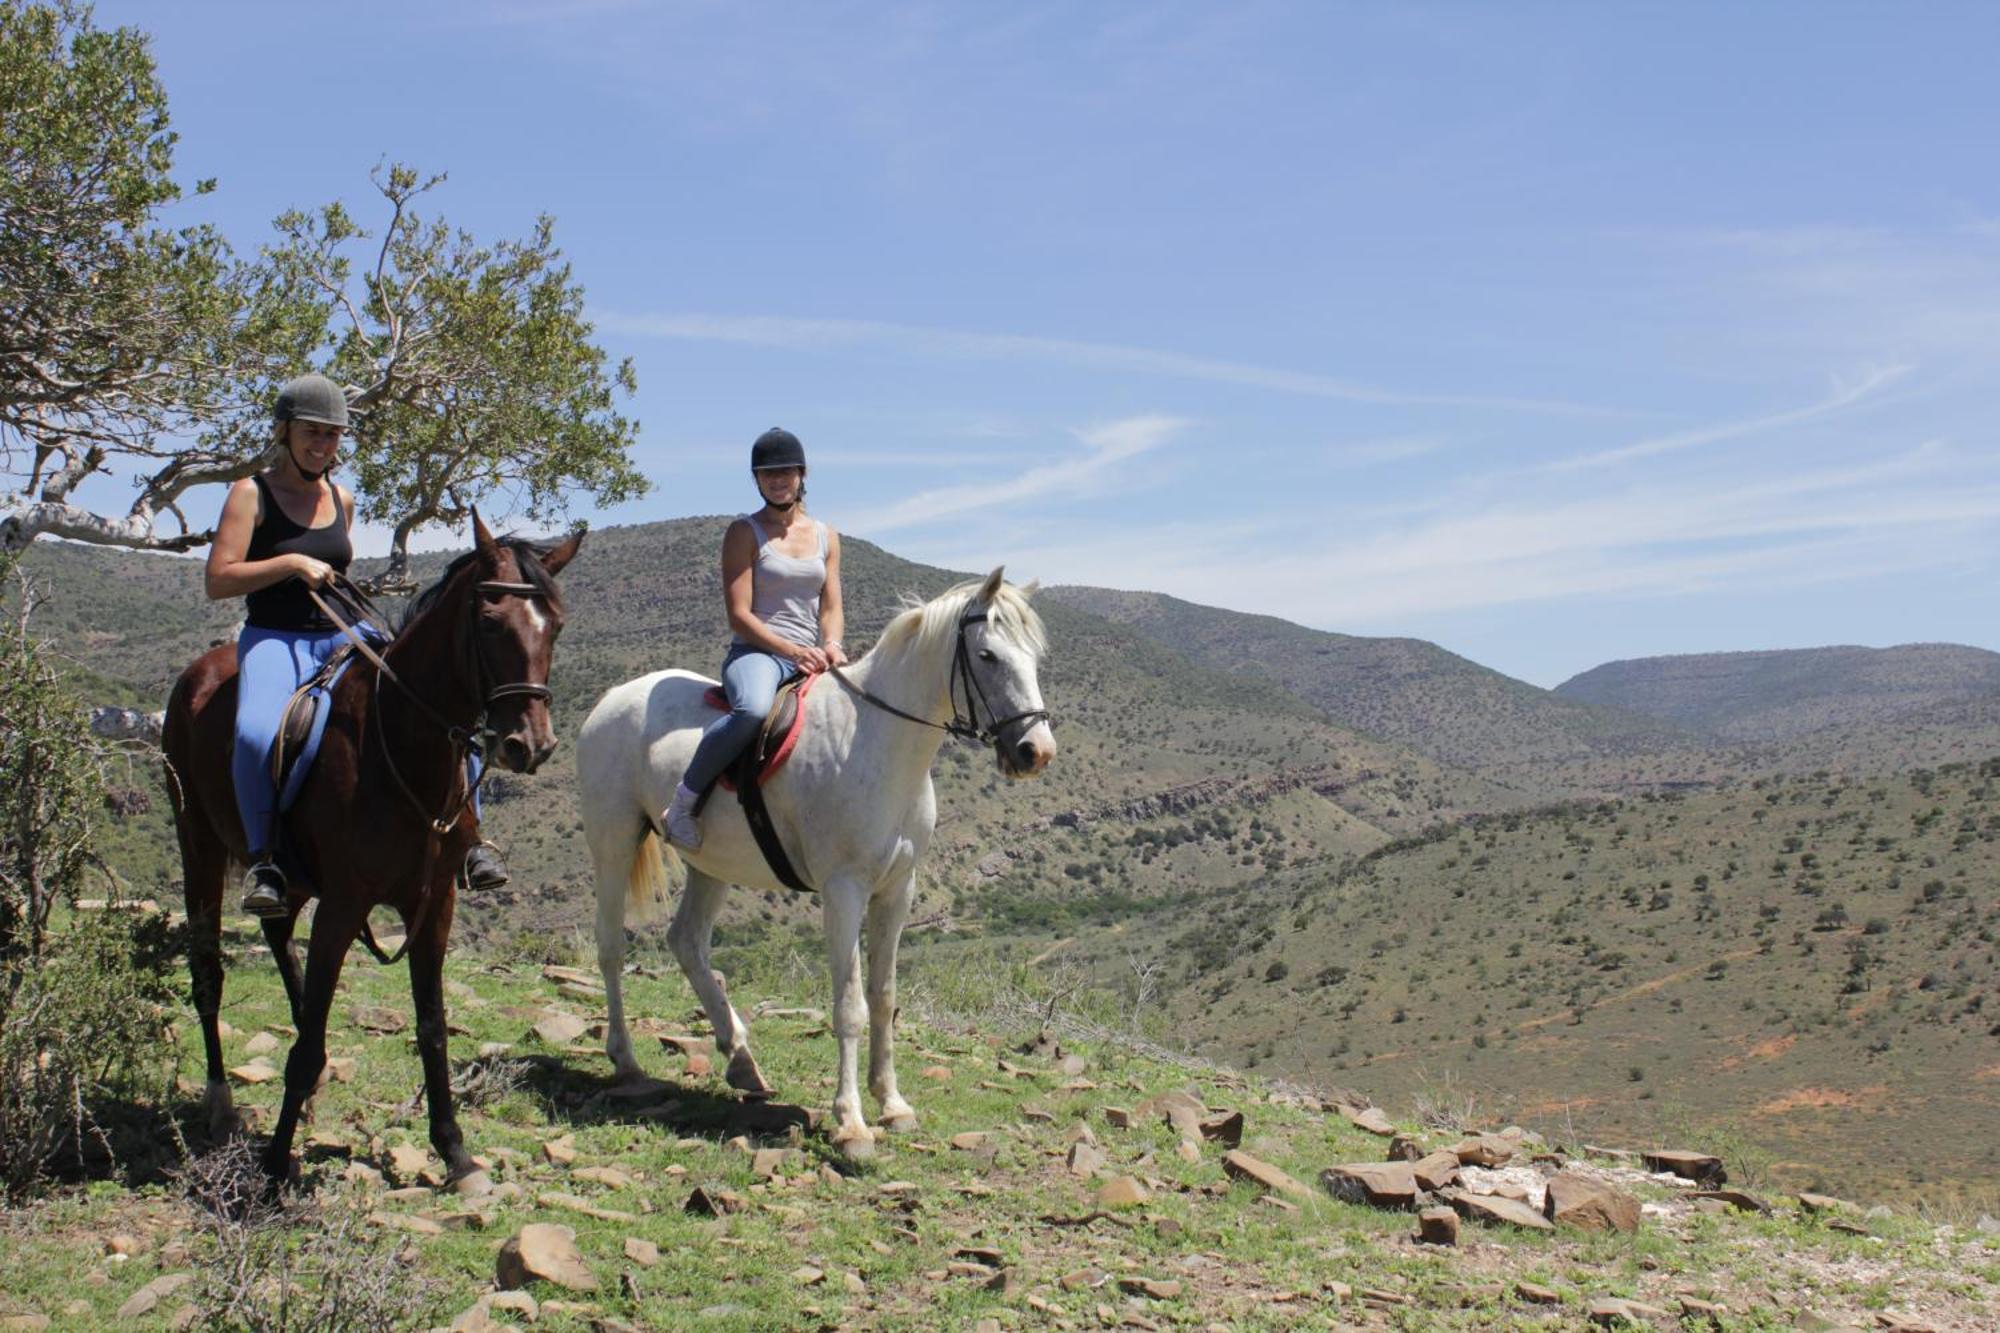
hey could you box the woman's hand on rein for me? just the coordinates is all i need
[789,642,831,673]
[291,554,335,588]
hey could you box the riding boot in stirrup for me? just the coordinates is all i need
[662,782,703,852]
[464,841,510,891]
[240,856,289,919]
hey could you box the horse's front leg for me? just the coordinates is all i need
[262,899,359,1190]
[408,882,487,1195]
[866,870,917,1134]
[262,909,308,1025]
[821,873,874,1159]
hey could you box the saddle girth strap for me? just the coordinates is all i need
[730,671,814,894]
[731,756,813,894]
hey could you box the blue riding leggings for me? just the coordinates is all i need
[683,646,791,794]
[232,623,483,855]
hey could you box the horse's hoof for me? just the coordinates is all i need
[879,1113,919,1135]
[832,1130,877,1162]
[725,1052,775,1099]
[450,1169,494,1198]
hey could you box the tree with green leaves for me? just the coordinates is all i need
[1,1,645,571]
[259,165,646,589]
[0,0,321,552]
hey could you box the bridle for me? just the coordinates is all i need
[830,605,1052,754]
[309,570,556,836]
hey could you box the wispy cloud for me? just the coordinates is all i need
[924,443,2000,629]
[1546,362,1914,472]
[844,414,1190,535]
[596,311,1618,416]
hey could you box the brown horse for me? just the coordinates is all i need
[163,515,580,1192]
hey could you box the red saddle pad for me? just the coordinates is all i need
[702,672,818,790]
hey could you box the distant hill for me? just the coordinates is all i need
[1028,758,2000,1206]
[1556,644,2000,742]
[1039,585,1700,785]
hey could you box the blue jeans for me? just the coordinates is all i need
[233,626,347,853]
[232,623,483,855]
[683,646,791,794]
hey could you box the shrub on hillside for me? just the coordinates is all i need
[0,571,177,1200]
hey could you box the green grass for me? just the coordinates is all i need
[0,925,1994,1330]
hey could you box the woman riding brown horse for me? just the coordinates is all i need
[164,513,580,1191]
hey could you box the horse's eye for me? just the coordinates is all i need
[977,649,998,664]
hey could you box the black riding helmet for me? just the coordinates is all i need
[274,374,351,429]
[751,426,805,471]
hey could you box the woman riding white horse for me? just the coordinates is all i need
[660,426,847,850]
[576,566,1055,1158]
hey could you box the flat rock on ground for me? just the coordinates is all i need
[496,1223,597,1292]
[1449,1191,1554,1231]
[1544,1171,1640,1232]
[1221,1150,1312,1200]
[1320,1161,1418,1209]
[1640,1149,1725,1185]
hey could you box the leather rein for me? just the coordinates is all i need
[828,607,1051,752]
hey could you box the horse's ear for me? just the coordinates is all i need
[1019,578,1040,600]
[542,528,584,576]
[468,508,500,564]
[979,566,1005,603]
[471,508,499,564]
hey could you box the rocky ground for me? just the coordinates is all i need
[0,930,1994,1331]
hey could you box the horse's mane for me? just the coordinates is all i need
[399,535,560,633]
[866,577,1047,664]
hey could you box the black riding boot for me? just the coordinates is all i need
[465,842,510,891]
[240,855,289,919]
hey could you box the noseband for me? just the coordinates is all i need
[830,605,1052,754]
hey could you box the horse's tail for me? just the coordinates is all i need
[627,823,674,927]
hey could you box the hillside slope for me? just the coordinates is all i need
[1556,643,2000,742]
[5,925,1992,1330]
[1056,759,2000,1207]
[1039,585,1702,788]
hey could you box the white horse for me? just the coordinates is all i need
[576,569,1055,1157]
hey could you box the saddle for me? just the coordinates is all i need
[694,670,819,893]
[268,646,359,815]
[699,669,817,792]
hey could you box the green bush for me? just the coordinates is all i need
[0,573,177,1200]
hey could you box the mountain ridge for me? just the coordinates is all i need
[1555,642,2000,742]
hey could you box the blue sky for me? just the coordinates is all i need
[88,1,2000,686]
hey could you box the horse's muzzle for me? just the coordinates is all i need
[495,725,558,774]
[998,721,1056,778]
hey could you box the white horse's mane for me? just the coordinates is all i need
[866,577,1047,664]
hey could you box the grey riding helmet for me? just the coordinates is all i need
[751,426,805,470]
[274,374,350,428]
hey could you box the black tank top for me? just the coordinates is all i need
[243,473,352,631]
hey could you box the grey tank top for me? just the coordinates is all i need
[733,514,826,648]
